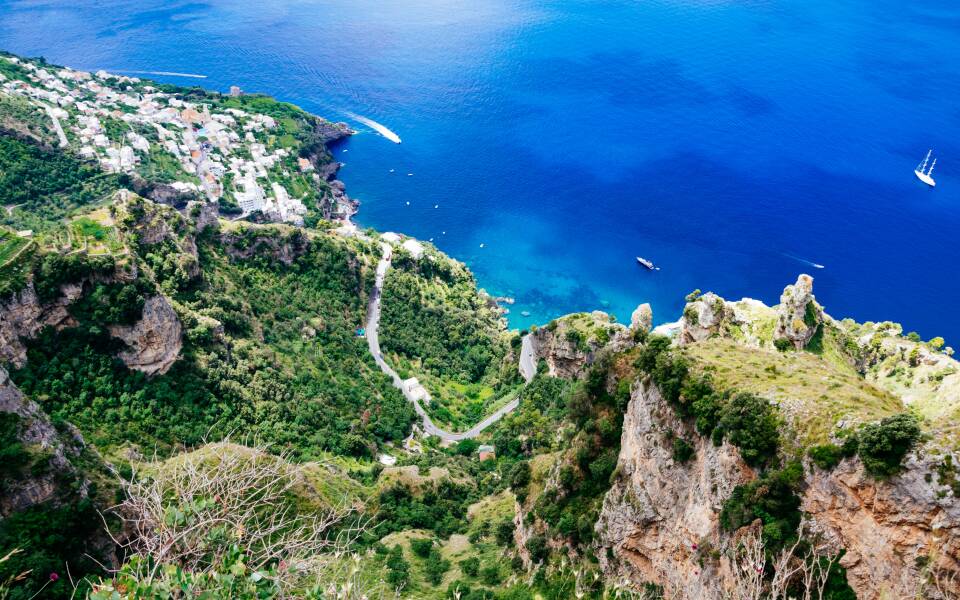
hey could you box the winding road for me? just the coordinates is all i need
[365,243,534,442]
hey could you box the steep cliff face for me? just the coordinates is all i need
[596,376,960,600]
[0,281,82,367]
[0,366,88,516]
[123,193,202,280]
[220,225,312,266]
[803,454,960,599]
[595,378,752,596]
[0,280,183,377]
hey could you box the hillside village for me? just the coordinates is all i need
[0,54,335,225]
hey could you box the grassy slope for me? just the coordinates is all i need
[683,337,904,448]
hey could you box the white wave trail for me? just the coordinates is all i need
[782,253,825,269]
[345,112,401,144]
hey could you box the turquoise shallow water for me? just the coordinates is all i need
[1,0,959,341]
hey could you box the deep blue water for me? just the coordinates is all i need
[2,0,959,342]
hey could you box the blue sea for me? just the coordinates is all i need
[2,0,959,342]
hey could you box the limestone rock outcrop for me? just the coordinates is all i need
[630,303,653,333]
[774,274,822,349]
[679,292,731,345]
[109,296,183,376]
[124,194,202,280]
[529,312,626,379]
[596,378,753,596]
[129,174,201,208]
[220,226,311,266]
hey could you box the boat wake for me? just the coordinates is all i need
[782,253,825,270]
[345,112,402,144]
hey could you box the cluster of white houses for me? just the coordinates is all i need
[0,56,316,225]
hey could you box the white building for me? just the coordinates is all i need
[236,175,265,214]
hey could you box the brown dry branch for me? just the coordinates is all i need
[104,441,366,589]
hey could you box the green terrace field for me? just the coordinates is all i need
[0,227,31,266]
[0,227,34,299]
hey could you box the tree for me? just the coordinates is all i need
[411,538,434,558]
[495,520,515,546]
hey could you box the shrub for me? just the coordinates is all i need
[720,461,804,549]
[480,563,502,585]
[410,538,434,558]
[715,393,780,467]
[808,443,843,470]
[672,437,695,463]
[526,535,549,564]
[857,413,921,477]
[840,434,859,457]
[0,413,30,479]
[681,376,724,436]
[495,520,515,546]
[460,556,480,577]
[456,439,480,456]
[774,338,793,352]
[423,548,451,585]
[386,544,410,588]
[509,461,531,492]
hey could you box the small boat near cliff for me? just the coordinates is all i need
[636,256,656,270]
[915,150,937,187]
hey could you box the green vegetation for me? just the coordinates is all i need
[671,437,695,463]
[11,222,414,459]
[719,461,804,550]
[0,411,113,599]
[683,337,904,447]
[714,392,781,468]
[380,253,507,384]
[528,356,632,549]
[808,443,843,470]
[378,248,514,429]
[0,136,121,232]
[855,413,922,477]
[0,500,106,600]
[0,229,33,299]
[375,480,476,538]
[0,52,929,600]
[637,336,781,467]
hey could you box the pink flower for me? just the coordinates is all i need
[691,543,698,550]
[49,572,59,582]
